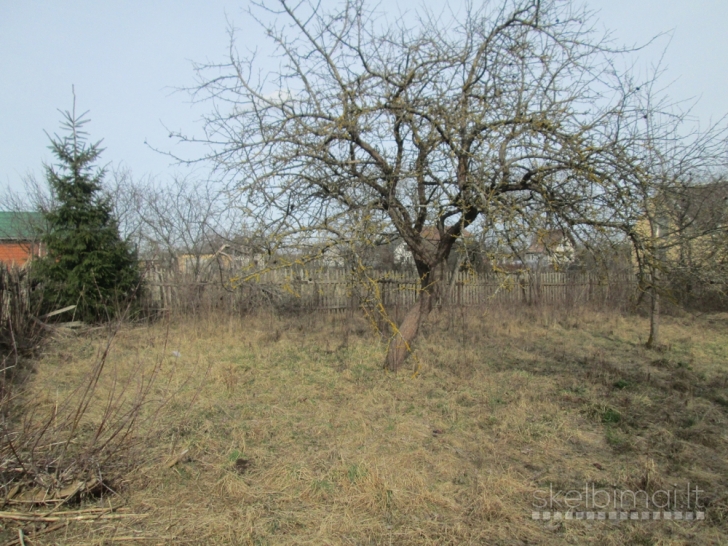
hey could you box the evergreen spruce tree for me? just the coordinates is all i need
[32,101,141,322]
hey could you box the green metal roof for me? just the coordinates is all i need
[0,211,45,240]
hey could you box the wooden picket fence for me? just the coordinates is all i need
[141,264,637,314]
[0,264,43,368]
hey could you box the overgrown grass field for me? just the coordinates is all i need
[4,305,728,544]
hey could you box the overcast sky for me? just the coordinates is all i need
[2,0,727,195]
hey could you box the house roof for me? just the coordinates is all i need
[0,212,45,241]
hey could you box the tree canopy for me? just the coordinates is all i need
[179,0,726,368]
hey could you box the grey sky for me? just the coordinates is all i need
[2,1,727,194]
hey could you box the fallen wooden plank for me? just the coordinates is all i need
[0,511,147,522]
[39,305,76,319]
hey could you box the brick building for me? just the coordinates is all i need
[0,212,45,266]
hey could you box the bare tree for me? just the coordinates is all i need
[104,167,148,249]
[0,174,56,217]
[175,0,693,370]
[607,73,728,348]
[668,180,728,307]
[110,169,246,272]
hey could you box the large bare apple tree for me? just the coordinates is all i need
[176,0,665,370]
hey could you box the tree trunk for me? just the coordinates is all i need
[646,216,664,350]
[646,267,660,349]
[385,266,439,371]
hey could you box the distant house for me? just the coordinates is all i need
[0,212,45,266]
[634,181,728,264]
[640,182,728,287]
[524,230,574,270]
[673,181,728,244]
[393,240,416,268]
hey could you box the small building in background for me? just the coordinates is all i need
[0,212,45,266]
[524,229,574,270]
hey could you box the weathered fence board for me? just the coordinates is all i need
[141,264,636,313]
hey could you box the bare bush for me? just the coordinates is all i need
[0,318,174,510]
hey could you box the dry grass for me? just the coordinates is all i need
[3,305,728,545]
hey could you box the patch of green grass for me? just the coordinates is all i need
[601,407,622,424]
[311,479,334,493]
[605,426,631,451]
[564,385,586,395]
[585,403,622,424]
[347,464,367,483]
[680,417,696,428]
